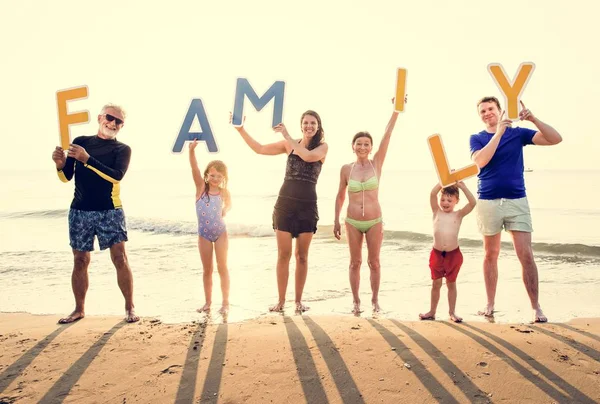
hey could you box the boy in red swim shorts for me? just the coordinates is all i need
[419,181,476,323]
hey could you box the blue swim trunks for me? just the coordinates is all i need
[68,209,128,251]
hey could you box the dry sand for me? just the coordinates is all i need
[1,313,599,403]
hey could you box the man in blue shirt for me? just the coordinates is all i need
[470,96,562,323]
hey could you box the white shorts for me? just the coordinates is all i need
[476,197,533,236]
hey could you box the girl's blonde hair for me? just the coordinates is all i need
[202,160,231,213]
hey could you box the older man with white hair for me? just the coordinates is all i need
[52,103,139,324]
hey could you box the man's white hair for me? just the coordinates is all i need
[100,103,127,120]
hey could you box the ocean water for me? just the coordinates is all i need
[1,168,599,325]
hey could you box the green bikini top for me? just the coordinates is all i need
[348,161,379,193]
[348,176,378,192]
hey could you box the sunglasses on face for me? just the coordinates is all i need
[105,114,124,126]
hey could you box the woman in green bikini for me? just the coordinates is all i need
[334,101,400,315]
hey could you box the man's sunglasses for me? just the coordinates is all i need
[105,114,124,126]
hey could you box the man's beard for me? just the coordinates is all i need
[100,126,118,139]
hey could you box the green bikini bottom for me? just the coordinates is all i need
[345,217,383,233]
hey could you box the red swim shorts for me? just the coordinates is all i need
[429,247,463,282]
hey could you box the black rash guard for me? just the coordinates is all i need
[57,135,131,210]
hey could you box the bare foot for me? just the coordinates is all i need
[449,313,463,323]
[269,301,285,312]
[372,301,382,313]
[220,311,229,324]
[218,305,229,315]
[352,301,362,315]
[419,311,436,321]
[533,307,547,323]
[125,309,139,323]
[196,303,211,313]
[295,301,310,312]
[477,304,495,317]
[58,311,85,324]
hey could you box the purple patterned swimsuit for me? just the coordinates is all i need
[196,193,226,242]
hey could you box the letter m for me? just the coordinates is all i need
[231,78,285,127]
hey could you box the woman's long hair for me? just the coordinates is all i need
[300,110,324,150]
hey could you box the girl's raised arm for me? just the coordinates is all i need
[189,140,205,198]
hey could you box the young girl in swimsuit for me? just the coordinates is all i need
[189,140,232,315]
[334,100,400,315]
[232,111,328,313]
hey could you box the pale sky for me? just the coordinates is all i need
[1,0,598,174]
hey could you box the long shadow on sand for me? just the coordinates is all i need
[303,317,365,404]
[553,323,600,343]
[199,323,228,403]
[528,325,600,363]
[0,323,75,394]
[390,320,490,404]
[367,319,459,404]
[284,316,329,404]
[443,322,596,404]
[38,321,126,404]
[175,319,209,404]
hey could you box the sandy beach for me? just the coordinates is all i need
[4,0,600,402]
[0,314,598,403]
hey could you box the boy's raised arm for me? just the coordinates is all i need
[457,182,477,217]
[430,183,442,215]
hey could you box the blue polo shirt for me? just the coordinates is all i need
[469,126,537,200]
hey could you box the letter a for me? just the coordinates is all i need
[172,99,218,153]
